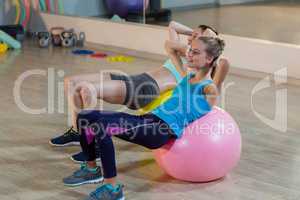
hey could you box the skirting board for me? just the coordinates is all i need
[33,13,300,80]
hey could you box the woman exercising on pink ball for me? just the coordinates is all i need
[49,21,230,158]
[62,35,225,200]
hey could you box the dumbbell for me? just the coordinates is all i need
[37,32,51,48]
[50,27,64,46]
[61,29,76,48]
[76,32,85,47]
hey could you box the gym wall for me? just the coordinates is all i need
[161,0,217,9]
[218,0,271,5]
[161,0,272,9]
[60,0,108,17]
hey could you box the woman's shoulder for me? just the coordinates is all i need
[203,81,218,107]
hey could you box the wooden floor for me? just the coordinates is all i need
[0,41,299,200]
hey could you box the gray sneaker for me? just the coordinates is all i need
[86,184,125,200]
[63,163,103,187]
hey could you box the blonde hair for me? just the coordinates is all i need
[198,36,225,60]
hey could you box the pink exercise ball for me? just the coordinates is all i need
[154,107,242,182]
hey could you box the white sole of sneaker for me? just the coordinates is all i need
[70,156,84,164]
[64,177,104,187]
[118,197,125,200]
[49,141,80,147]
[70,156,101,164]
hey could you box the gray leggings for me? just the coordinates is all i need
[110,73,160,110]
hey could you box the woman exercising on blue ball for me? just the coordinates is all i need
[62,35,225,200]
[50,21,230,160]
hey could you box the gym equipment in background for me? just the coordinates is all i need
[0,43,9,54]
[54,0,59,14]
[13,0,21,24]
[72,49,95,55]
[21,0,31,30]
[37,32,51,48]
[61,30,77,48]
[105,0,150,20]
[0,25,25,41]
[50,27,64,46]
[45,0,51,13]
[39,0,47,12]
[35,28,85,48]
[145,0,172,24]
[106,55,135,63]
[0,30,22,49]
[90,52,108,58]
[58,0,64,14]
[76,32,85,47]
[128,0,172,23]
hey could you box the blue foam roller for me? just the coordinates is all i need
[0,30,21,49]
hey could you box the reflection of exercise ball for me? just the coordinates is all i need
[105,0,149,17]
[154,107,242,182]
[128,0,149,13]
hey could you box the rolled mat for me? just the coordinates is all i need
[0,30,22,49]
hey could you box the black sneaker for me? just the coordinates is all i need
[71,151,101,164]
[49,127,80,147]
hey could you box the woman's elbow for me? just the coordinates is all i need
[164,41,173,54]
[168,21,176,29]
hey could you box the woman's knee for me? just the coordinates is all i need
[64,76,79,96]
[64,75,84,88]
[64,76,77,88]
[64,77,70,95]
[79,86,95,104]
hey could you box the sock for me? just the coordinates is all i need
[87,166,98,173]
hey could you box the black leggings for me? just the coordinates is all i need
[77,110,174,179]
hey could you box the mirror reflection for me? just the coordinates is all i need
[147,0,300,45]
[35,0,300,45]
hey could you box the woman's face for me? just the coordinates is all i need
[188,28,217,45]
[186,39,213,69]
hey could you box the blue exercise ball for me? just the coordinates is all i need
[105,0,149,17]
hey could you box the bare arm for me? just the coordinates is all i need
[204,84,219,107]
[213,58,230,92]
[165,40,188,77]
[166,21,193,76]
[168,21,193,42]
